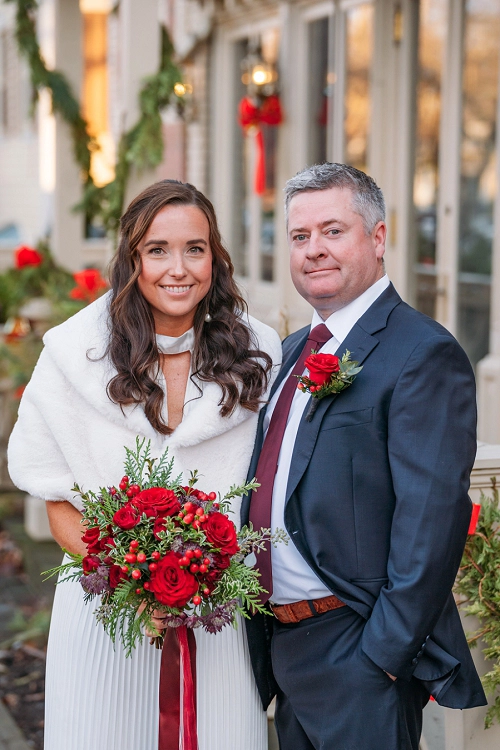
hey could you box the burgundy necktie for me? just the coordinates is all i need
[249,324,333,603]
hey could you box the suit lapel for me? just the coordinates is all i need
[284,284,402,505]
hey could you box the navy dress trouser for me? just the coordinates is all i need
[271,606,430,750]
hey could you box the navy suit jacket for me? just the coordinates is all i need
[241,283,486,710]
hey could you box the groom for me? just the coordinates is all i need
[241,163,486,749]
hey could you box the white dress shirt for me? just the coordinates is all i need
[266,275,390,603]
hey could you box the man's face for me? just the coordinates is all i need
[288,187,386,319]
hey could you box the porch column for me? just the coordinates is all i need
[53,0,84,271]
[119,0,161,207]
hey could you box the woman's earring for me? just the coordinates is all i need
[204,313,212,323]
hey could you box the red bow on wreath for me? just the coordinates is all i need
[238,95,283,194]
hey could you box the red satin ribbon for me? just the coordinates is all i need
[159,626,198,750]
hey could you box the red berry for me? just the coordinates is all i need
[180,556,190,567]
[130,540,139,549]
[192,520,200,530]
[129,484,140,494]
[151,551,161,560]
[190,564,199,573]
[184,502,194,513]
[143,582,150,590]
[126,488,134,497]
[135,588,142,594]
[208,492,217,501]
[131,569,141,580]
[193,549,202,558]
[110,487,117,495]
[183,514,194,525]
[185,549,195,559]
[199,564,208,574]
[199,493,207,501]
[203,558,210,566]
[199,515,207,523]
[122,476,129,483]
[125,553,137,563]
[213,503,219,509]
[121,565,129,573]
[119,481,127,491]
[195,507,204,517]
[137,552,147,563]
[148,563,158,572]
[203,588,210,596]
[192,596,202,606]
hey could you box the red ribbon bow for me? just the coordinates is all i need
[237,95,283,194]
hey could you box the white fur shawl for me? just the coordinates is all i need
[8,293,281,523]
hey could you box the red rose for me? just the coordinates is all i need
[212,552,231,571]
[100,535,115,551]
[148,552,199,608]
[153,516,167,539]
[304,353,340,387]
[14,245,43,268]
[82,555,100,574]
[81,526,101,553]
[133,488,181,518]
[202,513,239,556]
[109,564,127,589]
[113,504,140,530]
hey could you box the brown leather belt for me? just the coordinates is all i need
[271,594,346,624]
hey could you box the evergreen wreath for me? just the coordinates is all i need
[8,0,183,237]
[455,478,500,727]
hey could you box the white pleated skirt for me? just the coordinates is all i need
[44,562,267,750]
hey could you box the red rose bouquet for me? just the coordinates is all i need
[296,349,363,420]
[46,437,283,649]
[45,438,285,750]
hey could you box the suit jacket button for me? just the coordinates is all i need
[417,650,424,657]
[411,658,418,666]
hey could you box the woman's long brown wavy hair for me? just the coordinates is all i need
[106,179,273,435]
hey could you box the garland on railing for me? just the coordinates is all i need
[455,478,500,727]
[7,0,95,180]
[8,0,182,236]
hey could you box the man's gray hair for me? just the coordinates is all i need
[284,163,386,234]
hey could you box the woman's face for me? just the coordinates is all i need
[137,204,213,336]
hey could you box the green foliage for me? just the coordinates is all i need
[7,0,94,180]
[455,478,500,727]
[8,2,183,240]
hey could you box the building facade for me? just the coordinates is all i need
[1,0,500,442]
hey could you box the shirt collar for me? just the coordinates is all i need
[311,275,390,345]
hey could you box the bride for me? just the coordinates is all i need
[8,180,281,750]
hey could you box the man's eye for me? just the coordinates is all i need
[294,234,307,242]
[327,229,340,236]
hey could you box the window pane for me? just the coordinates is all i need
[344,3,374,172]
[413,0,446,317]
[458,0,500,365]
[307,17,330,165]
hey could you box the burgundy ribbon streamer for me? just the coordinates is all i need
[159,626,198,750]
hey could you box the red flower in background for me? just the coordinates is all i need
[14,246,43,269]
[109,564,128,589]
[69,269,107,304]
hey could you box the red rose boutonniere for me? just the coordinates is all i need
[296,350,363,420]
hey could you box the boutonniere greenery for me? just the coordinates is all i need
[296,350,362,420]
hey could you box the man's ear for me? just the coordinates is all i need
[373,221,386,260]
